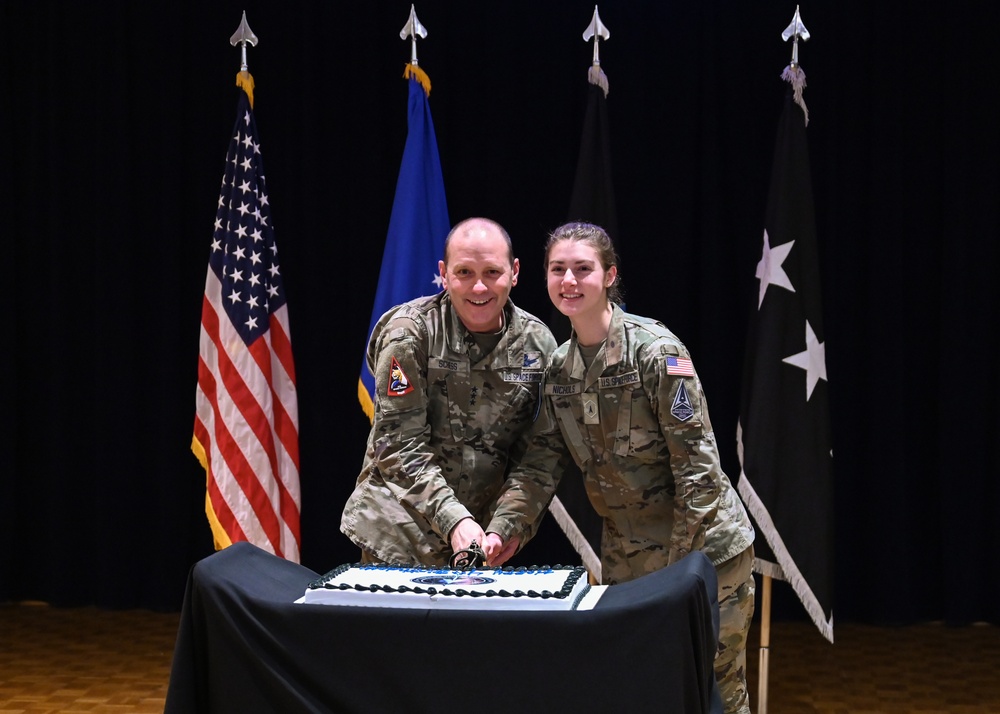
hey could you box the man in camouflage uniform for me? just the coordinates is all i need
[341,218,567,567]
[543,222,755,714]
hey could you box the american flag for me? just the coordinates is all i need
[666,356,695,376]
[192,86,301,562]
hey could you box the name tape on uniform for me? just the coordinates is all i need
[544,383,582,396]
[429,357,469,374]
[599,371,640,389]
[501,371,543,383]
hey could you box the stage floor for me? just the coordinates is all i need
[1,602,998,713]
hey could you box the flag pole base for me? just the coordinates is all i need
[757,646,770,714]
[757,574,772,714]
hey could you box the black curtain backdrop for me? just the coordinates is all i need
[4,2,998,625]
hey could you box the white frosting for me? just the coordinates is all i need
[303,564,590,611]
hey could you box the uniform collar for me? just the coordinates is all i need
[442,293,519,364]
[561,303,627,386]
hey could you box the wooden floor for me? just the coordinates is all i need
[1,602,999,713]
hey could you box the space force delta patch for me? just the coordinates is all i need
[670,381,695,422]
[386,356,414,397]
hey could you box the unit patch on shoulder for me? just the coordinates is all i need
[387,356,414,397]
[670,381,695,422]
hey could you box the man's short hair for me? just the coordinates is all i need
[443,217,514,266]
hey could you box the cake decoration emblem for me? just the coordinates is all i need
[413,574,495,587]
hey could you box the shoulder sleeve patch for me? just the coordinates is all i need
[665,356,695,376]
[386,356,415,397]
[670,380,696,422]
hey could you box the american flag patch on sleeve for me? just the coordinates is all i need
[666,356,695,376]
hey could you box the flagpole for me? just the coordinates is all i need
[758,574,772,714]
[195,11,302,562]
[230,11,258,107]
[544,5,618,585]
[358,5,450,424]
[583,5,610,97]
[750,9,814,713]
[781,5,811,125]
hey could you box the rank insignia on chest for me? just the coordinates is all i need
[387,356,414,397]
[670,381,695,422]
[582,393,600,424]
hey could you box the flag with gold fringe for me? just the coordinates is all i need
[192,70,302,562]
[358,64,450,421]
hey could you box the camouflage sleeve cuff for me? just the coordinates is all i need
[483,517,516,542]
[437,503,475,541]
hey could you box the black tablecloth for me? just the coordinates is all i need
[164,542,722,714]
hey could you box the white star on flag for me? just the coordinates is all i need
[756,229,796,308]
[782,319,827,400]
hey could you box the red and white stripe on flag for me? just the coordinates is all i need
[193,266,301,562]
[666,356,695,376]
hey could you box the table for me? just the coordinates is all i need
[164,542,722,713]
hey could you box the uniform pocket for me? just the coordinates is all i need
[482,383,536,449]
[621,386,661,461]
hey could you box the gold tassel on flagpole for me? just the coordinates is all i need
[236,70,256,109]
[403,64,432,97]
[230,12,258,107]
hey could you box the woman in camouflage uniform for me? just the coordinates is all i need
[542,222,756,714]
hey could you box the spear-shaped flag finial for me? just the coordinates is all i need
[230,11,258,72]
[781,5,810,70]
[400,4,428,66]
[781,5,811,126]
[583,5,610,65]
[230,11,259,108]
[400,6,432,96]
[583,6,610,97]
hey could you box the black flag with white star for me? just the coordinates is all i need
[545,74,621,578]
[550,80,621,345]
[737,73,835,642]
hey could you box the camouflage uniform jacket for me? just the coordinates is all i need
[544,304,754,584]
[341,292,566,566]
